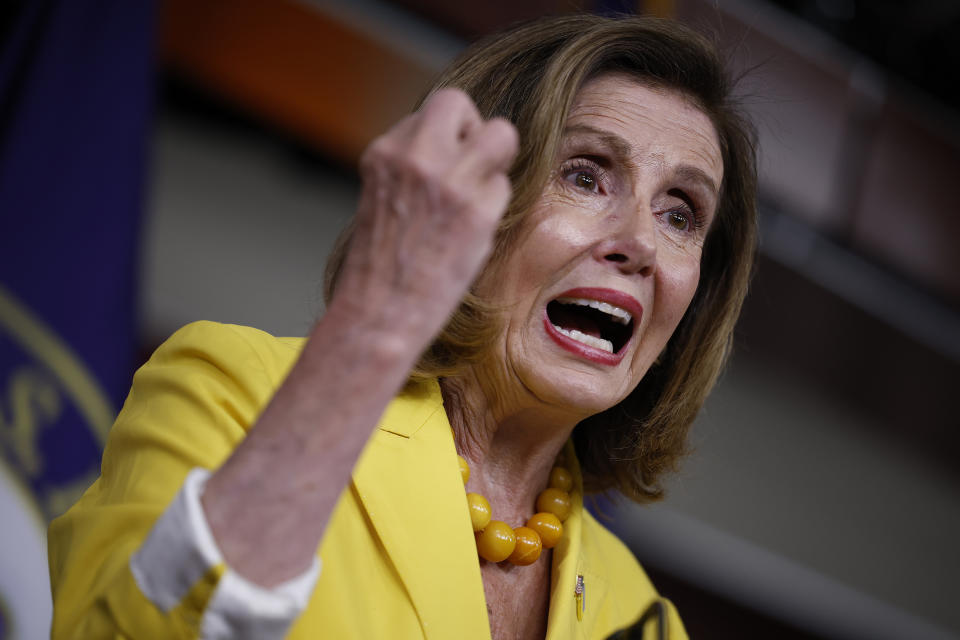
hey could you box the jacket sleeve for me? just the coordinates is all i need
[47,321,314,639]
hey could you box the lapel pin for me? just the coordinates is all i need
[575,574,585,621]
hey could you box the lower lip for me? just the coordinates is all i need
[543,313,627,366]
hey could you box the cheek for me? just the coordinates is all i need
[654,259,701,330]
[508,216,596,292]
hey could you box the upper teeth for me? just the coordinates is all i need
[555,297,633,325]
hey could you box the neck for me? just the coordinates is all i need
[440,367,581,526]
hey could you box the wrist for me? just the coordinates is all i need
[305,301,424,381]
[318,295,436,364]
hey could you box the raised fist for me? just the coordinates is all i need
[332,88,519,348]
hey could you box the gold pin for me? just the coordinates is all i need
[575,574,585,621]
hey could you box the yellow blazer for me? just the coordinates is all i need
[49,321,687,639]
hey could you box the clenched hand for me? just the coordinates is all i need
[332,88,520,349]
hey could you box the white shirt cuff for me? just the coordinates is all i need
[130,468,320,639]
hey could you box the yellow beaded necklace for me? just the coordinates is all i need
[457,454,574,566]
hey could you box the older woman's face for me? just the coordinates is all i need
[479,74,723,418]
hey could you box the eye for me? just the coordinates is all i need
[573,171,597,191]
[660,189,708,234]
[665,209,691,232]
[560,159,607,194]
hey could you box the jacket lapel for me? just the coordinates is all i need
[351,380,491,639]
[546,440,588,640]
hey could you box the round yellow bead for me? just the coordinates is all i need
[535,488,571,522]
[466,492,491,532]
[526,512,563,549]
[548,466,573,492]
[458,455,470,484]
[476,521,516,563]
[508,526,542,566]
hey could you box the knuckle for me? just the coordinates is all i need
[489,174,513,201]
[434,87,471,108]
[359,139,393,176]
[404,152,441,183]
[361,113,418,172]
[486,119,519,152]
[362,134,393,160]
[426,87,479,120]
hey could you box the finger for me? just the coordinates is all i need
[471,172,514,227]
[358,112,419,175]
[361,90,481,175]
[413,88,483,150]
[455,117,520,181]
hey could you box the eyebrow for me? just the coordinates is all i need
[563,124,633,164]
[673,165,720,199]
[562,124,720,196]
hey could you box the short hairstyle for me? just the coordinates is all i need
[326,14,758,503]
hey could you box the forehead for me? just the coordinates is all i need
[565,74,723,185]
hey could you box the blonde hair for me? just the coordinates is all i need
[326,14,758,503]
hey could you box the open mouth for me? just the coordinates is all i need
[545,296,635,355]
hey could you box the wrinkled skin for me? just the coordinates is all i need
[334,89,519,349]
[203,77,722,640]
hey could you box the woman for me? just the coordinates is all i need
[49,14,757,640]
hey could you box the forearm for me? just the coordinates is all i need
[201,303,422,588]
[201,88,516,590]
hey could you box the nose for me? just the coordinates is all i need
[593,202,657,276]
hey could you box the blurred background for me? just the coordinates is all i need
[1,0,959,638]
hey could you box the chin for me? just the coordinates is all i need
[520,365,638,419]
